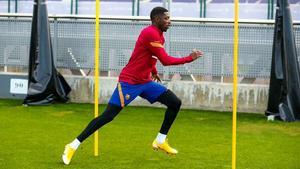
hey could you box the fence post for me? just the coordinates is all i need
[132,0,135,16]
[137,0,140,16]
[15,0,18,13]
[270,0,274,19]
[71,0,73,14]
[200,0,202,18]
[163,2,171,81]
[8,0,11,13]
[75,0,78,14]
[204,0,206,18]
[53,18,58,67]
[268,0,270,19]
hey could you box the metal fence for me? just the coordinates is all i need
[0,14,300,79]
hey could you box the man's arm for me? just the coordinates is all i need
[146,35,203,66]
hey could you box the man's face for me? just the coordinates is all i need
[157,12,171,32]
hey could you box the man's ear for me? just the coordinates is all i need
[153,16,160,23]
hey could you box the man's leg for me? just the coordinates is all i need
[77,104,123,142]
[139,82,181,155]
[140,83,181,135]
[156,89,182,135]
[153,89,182,155]
[62,82,142,165]
[62,104,122,165]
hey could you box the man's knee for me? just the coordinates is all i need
[158,89,182,110]
[102,112,115,122]
[101,104,122,122]
[169,96,181,111]
[173,97,182,110]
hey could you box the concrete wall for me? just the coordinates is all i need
[67,76,269,114]
[0,73,269,113]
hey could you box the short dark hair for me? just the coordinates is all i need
[150,7,168,20]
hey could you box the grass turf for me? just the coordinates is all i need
[0,99,299,169]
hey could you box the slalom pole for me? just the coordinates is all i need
[232,0,239,169]
[94,0,100,156]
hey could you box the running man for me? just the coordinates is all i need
[62,6,203,165]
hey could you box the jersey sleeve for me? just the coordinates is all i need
[144,31,194,66]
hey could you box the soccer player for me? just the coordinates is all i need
[62,6,203,165]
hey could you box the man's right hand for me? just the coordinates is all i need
[190,49,204,60]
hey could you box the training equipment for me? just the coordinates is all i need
[265,0,300,122]
[62,144,76,165]
[152,139,178,155]
[23,0,71,106]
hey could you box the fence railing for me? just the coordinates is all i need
[2,0,300,20]
[0,14,299,81]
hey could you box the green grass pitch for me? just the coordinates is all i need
[0,99,299,169]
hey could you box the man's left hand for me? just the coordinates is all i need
[152,73,162,82]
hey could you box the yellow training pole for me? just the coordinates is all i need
[232,0,239,169]
[94,0,100,156]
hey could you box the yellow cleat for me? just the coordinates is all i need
[152,139,178,155]
[62,144,76,165]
